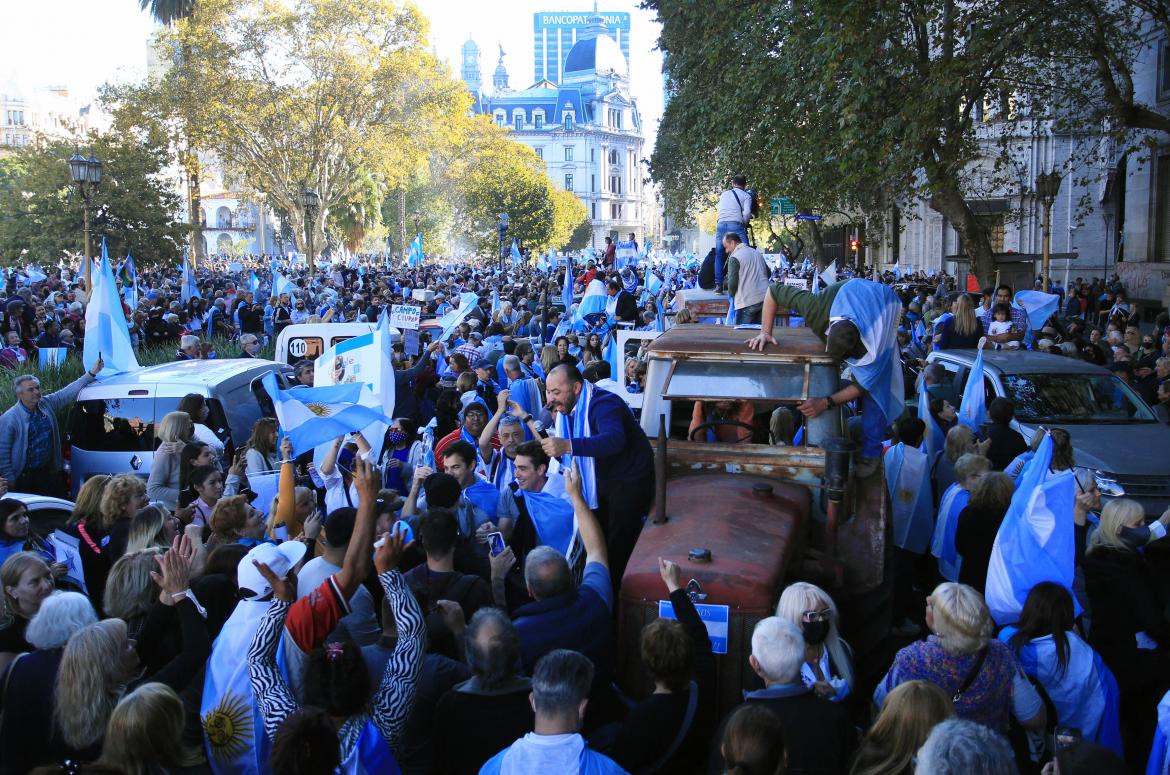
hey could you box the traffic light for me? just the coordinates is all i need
[850,239,860,252]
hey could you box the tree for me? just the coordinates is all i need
[562,216,594,252]
[648,0,1065,282]
[0,128,187,266]
[113,0,470,258]
[138,0,204,266]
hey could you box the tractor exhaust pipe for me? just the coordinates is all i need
[653,414,668,524]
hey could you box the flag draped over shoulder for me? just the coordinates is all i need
[520,490,576,556]
[958,346,987,432]
[260,372,392,457]
[828,280,905,425]
[552,380,598,509]
[884,442,934,554]
[84,239,140,376]
[985,434,1079,625]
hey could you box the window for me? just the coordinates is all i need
[610,176,621,194]
[591,174,596,192]
[535,147,543,160]
[1160,40,1170,100]
[564,114,574,131]
[565,174,574,191]
[534,113,544,129]
[495,113,505,127]
[1000,373,1155,422]
[513,112,523,130]
[608,149,618,166]
[1155,155,1170,262]
[70,397,183,452]
[592,203,597,218]
[591,149,596,163]
[564,146,573,161]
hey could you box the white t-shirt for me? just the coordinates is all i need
[322,466,362,514]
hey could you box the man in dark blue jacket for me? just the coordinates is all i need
[540,363,653,588]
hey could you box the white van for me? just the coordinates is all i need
[274,323,401,366]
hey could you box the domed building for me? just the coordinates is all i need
[461,9,645,248]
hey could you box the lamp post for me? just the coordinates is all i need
[1035,171,1062,292]
[68,152,102,290]
[300,187,320,270]
[497,213,510,270]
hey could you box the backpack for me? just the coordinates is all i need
[698,249,717,290]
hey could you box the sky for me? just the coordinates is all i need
[0,0,665,146]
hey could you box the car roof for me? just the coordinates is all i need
[5,491,75,511]
[930,349,1112,376]
[80,358,286,388]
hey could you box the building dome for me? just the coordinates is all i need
[564,31,627,78]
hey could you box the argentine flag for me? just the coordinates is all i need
[1013,290,1059,348]
[248,271,261,295]
[520,490,576,556]
[985,434,1079,625]
[918,379,945,461]
[884,442,934,554]
[260,372,392,457]
[408,233,424,267]
[958,346,987,432]
[510,238,522,266]
[273,273,295,298]
[180,254,200,302]
[84,239,140,376]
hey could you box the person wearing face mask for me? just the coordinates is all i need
[774,582,854,703]
[380,418,426,496]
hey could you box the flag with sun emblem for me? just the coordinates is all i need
[260,372,392,457]
[883,441,934,555]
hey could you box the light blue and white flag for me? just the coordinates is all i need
[273,273,295,297]
[725,293,736,326]
[520,490,576,556]
[645,271,663,295]
[985,434,1079,625]
[490,289,500,316]
[615,240,637,270]
[561,257,574,311]
[958,346,987,432]
[821,259,838,285]
[408,233,423,268]
[884,442,934,554]
[84,239,140,376]
[931,483,969,582]
[248,271,261,295]
[1013,290,1059,348]
[260,372,392,457]
[436,291,481,342]
[828,280,905,427]
[180,254,200,303]
[919,379,945,461]
[510,238,522,266]
[573,280,609,330]
[604,332,622,382]
[537,252,549,273]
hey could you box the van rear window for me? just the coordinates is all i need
[70,397,181,452]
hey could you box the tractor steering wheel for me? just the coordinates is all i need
[688,420,756,444]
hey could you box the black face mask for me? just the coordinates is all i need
[802,620,830,645]
[1119,524,1150,550]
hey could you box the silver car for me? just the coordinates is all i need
[926,349,1170,516]
[67,359,292,498]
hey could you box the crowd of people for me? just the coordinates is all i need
[0,237,1167,775]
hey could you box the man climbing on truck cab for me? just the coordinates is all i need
[746,277,905,478]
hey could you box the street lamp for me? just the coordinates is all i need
[300,186,320,269]
[1035,171,1062,292]
[497,213,510,270]
[68,152,102,290]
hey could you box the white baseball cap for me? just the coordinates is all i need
[237,541,308,601]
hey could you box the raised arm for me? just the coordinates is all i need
[246,563,299,742]
[333,456,379,599]
[319,435,344,476]
[369,531,425,752]
[564,465,607,569]
[480,389,511,462]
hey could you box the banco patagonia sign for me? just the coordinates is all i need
[538,12,630,28]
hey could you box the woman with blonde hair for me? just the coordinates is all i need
[0,552,54,671]
[90,682,201,775]
[954,472,1014,593]
[124,504,179,555]
[874,582,1045,734]
[103,549,165,639]
[850,680,952,775]
[58,474,111,611]
[99,474,149,564]
[936,294,983,349]
[775,581,854,701]
[539,344,559,376]
[1085,498,1170,761]
[146,411,194,510]
[53,537,208,762]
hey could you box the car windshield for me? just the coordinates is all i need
[1001,372,1156,423]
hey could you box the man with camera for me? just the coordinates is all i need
[714,175,754,292]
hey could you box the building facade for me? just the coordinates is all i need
[462,10,645,247]
[0,81,104,153]
[533,10,630,85]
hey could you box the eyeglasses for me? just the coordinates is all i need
[801,609,833,623]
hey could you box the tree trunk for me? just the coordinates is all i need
[807,221,826,268]
[397,185,407,261]
[929,186,995,285]
[182,149,204,268]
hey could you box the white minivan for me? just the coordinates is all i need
[274,323,401,366]
[67,358,293,497]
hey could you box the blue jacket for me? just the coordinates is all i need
[567,387,652,492]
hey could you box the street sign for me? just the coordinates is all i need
[770,196,797,216]
[389,304,421,330]
[796,213,823,221]
[659,600,730,654]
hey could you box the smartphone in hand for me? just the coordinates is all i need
[486,531,506,557]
